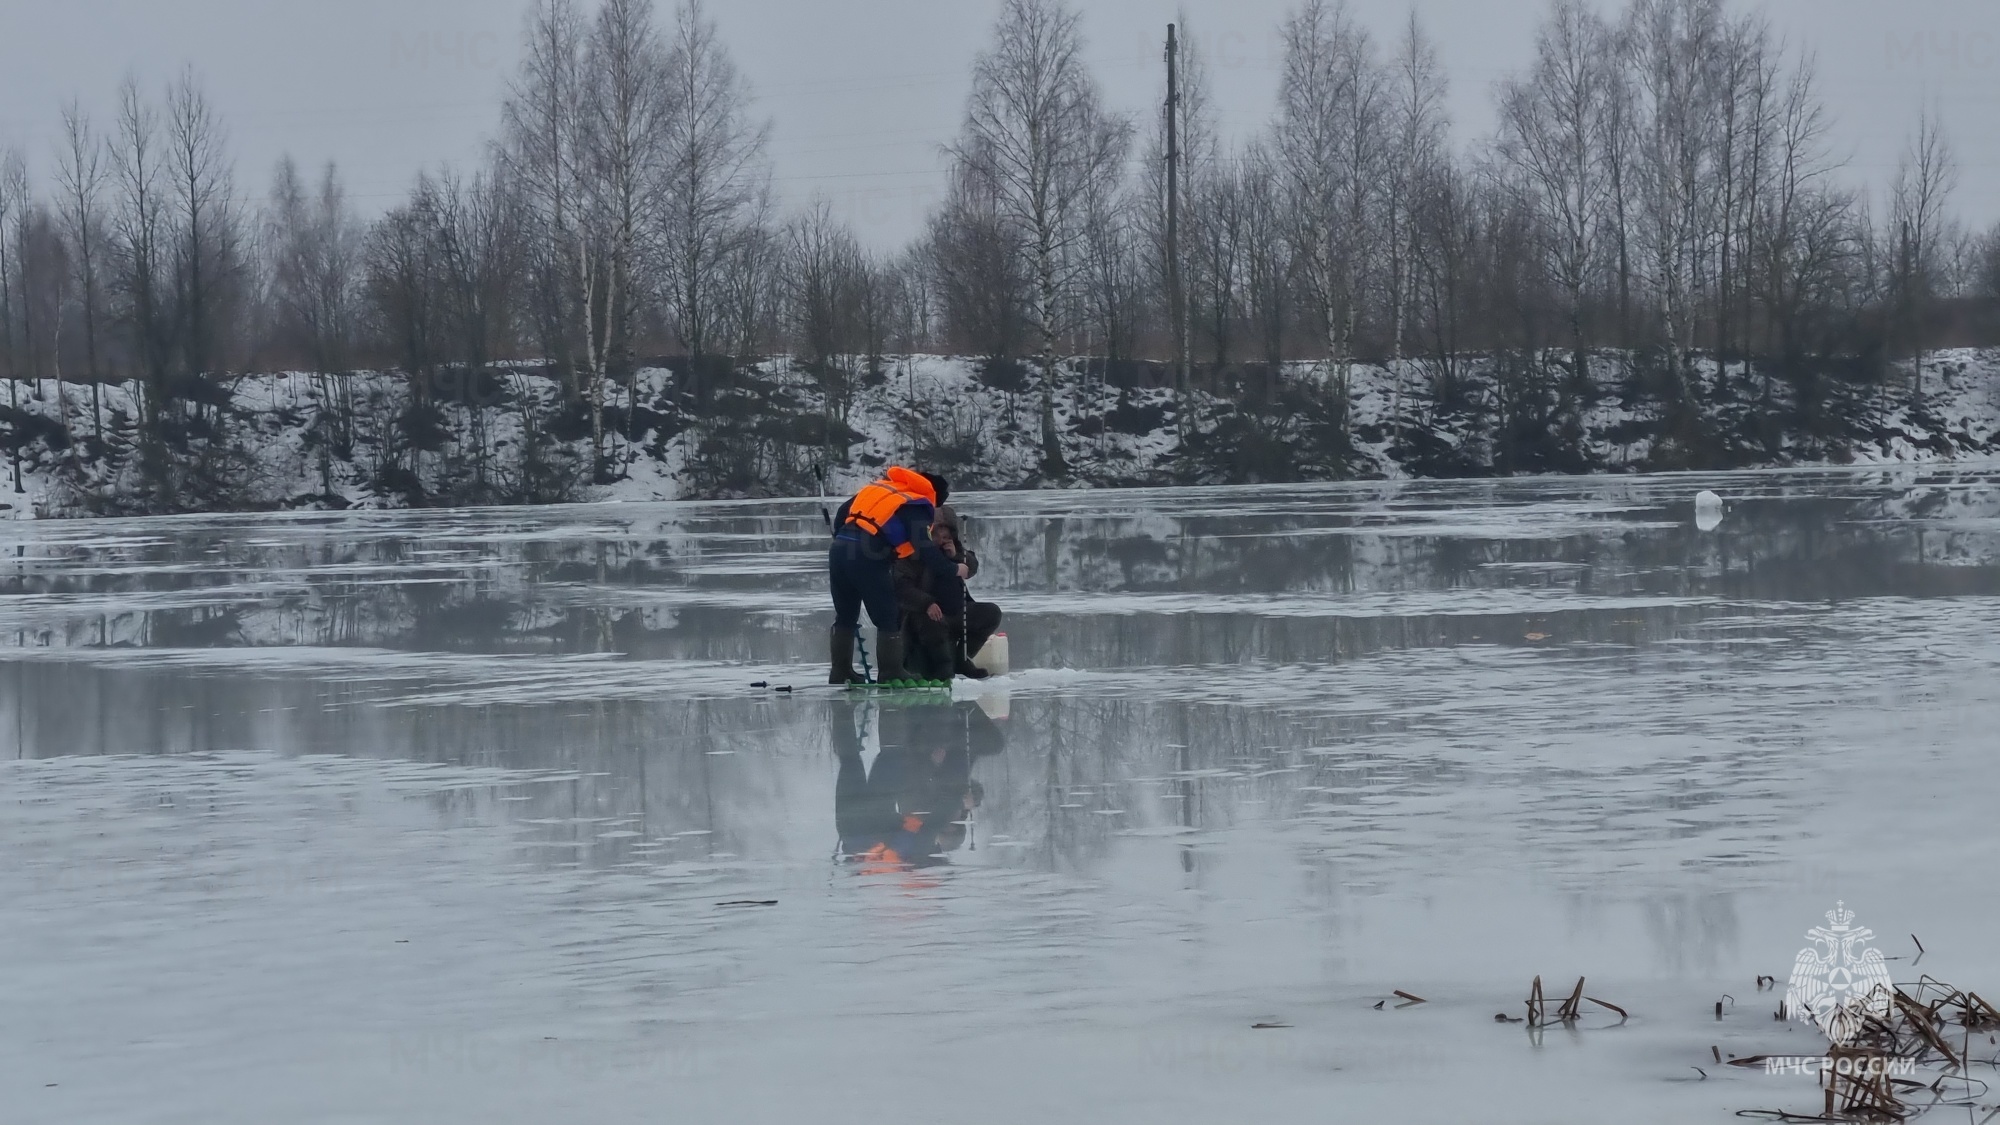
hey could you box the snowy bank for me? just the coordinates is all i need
[0,348,1993,517]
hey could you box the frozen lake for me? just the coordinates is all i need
[6,468,2000,1124]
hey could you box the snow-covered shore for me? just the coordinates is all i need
[1,348,1993,518]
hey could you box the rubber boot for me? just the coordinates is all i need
[952,623,989,680]
[873,630,911,686]
[913,625,956,683]
[829,626,858,685]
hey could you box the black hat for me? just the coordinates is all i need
[921,473,950,506]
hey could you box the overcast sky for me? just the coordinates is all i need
[1,0,1995,250]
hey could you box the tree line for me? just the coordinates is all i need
[2,0,1997,510]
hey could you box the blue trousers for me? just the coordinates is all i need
[829,535,900,632]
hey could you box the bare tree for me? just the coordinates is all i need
[1409,160,1485,409]
[366,181,447,398]
[888,246,939,355]
[56,102,111,441]
[1602,48,1638,348]
[1890,102,1958,390]
[952,0,1131,477]
[1383,11,1449,435]
[714,215,780,361]
[1238,143,1292,369]
[1752,51,1841,371]
[0,151,28,493]
[1078,168,1142,365]
[1976,222,2000,302]
[267,156,364,457]
[853,251,896,372]
[581,0,671,473]
[500,0,589,392]
[786,198,866,424]
[18,204,71,413]
[1276,0,1386,422]
[924,167,1028,364]
[164,67,242,395]
[1497,0,1616,418]
[111,77,173,435]
[434,170,523,488]
[1622,0,1729,426]
[659,0,769,362]
[1187,160,1246,368]
[1713,13,1777,360]
[1,179,77,490]
[265,158,361,377]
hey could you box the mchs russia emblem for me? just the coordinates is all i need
[1786,902,1895,1045]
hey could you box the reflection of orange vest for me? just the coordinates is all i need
[858,842,904,874]
[843,467,937,558]
[856,815,941,890]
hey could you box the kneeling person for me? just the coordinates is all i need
[938,505,1004,669]
[896,510,1002,680]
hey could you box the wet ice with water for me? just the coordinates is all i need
[5,468,2000,1123]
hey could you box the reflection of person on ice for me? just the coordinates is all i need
[829,700,1005,869]
[827,466,960,684]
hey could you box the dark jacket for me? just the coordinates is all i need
[895,541,976,619]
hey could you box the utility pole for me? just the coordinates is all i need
[1165,24,1187,422]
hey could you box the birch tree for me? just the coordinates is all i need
[1622,0,1728,420]
[1383,11,1449,434]
[952,0,1130,477]
[1498,0,1616,409]
[0,151,26,493]
[500,0,588,392]
[581,0,670,471]
[1276,0,1385,412]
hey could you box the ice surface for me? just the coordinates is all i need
[4,467,2000,1123]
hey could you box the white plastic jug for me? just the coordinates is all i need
[1694,490,1725,532]
[972,633,1010,676]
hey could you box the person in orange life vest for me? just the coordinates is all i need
[828,467,964,683]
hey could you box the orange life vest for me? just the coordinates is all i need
[842,467,938,558]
